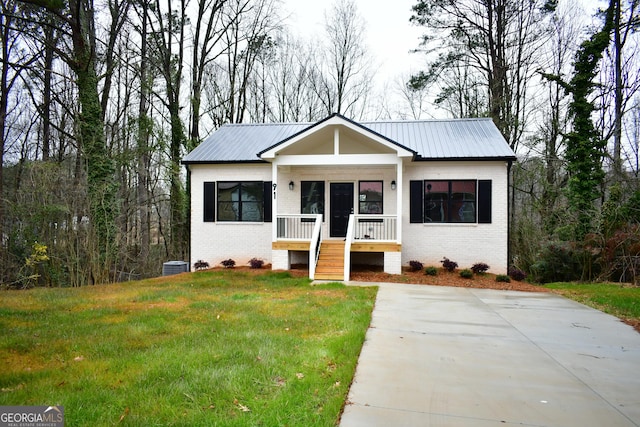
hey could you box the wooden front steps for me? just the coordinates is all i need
[314,241,345,281]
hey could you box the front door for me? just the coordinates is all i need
[330,182,354,237]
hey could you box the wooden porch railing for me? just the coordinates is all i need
[309,215,323,280]
[275,214,323,279]
[352,214,397,241]
[276,214,320,240]
[344,214,398,281]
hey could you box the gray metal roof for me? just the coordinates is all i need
[182,116,516,163]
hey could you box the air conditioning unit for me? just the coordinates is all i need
[162,261,189,276]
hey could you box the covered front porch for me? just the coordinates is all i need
[259,114,414,280]
[272,213,401,280]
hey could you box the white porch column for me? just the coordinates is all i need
[272,162,278,242]
[396,158,403,244]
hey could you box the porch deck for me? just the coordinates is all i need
[273,214,401,280]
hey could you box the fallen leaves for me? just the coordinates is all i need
[233,399,250,412]
[118,407,129,423]
[1,383,25,392]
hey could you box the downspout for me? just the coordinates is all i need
[185,164,191,268]
[396,158,403,245]
[507,160,513,272]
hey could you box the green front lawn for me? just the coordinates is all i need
[0,270,377,426]
[545,282,640,328]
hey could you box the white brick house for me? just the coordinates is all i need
[183,113,516,280]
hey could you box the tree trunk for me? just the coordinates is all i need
[42,23,55,161]
[100,0,130,120]
[612,0,623,180]
[0,1,15,281]
[69,0,118,281]
[136,0,151,264]
[169,104,187,259]
[0,30,7,282]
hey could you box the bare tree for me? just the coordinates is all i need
[133,0,153,264]
[0,1,20,276]
[189,0,226,146]
[411,0,554,150]
[627,96,640,175]
[316,0,373,119]
[600,0,640,181]
[146,0,189,258]
[100,0,132,120]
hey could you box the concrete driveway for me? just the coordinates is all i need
[339,282,640,427]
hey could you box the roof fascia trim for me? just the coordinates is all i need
[413,156,518,162]
[181,159,269,165]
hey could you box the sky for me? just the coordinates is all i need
[281,0,604,100]
[281,0,425,85]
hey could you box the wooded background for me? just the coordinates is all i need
[1,0,638,287]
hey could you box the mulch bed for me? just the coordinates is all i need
[347,266,549,293]
[223,264,547,292]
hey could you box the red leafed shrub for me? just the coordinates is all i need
[409,260,424,272]
[440,257,458,272]
[471,262,490,274]
[249,258,264,269]
[221,259,236,268]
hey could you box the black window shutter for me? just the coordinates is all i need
[409,180,424,223]
[477,180,492,223]
[203,182,215,222]
[263,181,272,223]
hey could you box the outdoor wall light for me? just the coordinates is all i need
[391,180,397,190]
[289,181,294,191]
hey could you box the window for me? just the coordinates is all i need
[359,181,383,214]
[425,180,475,223]
[301,181,325,218]
[217,182,265,222]
[410,180,492,224]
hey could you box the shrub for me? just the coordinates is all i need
[194,260,209,271]
[440,257,458,272]
[471,262,490,274]
[496,274,511,283]
[508,267,526,282]
[594,224,640,284]
[220,259,236,268]
[249,258,264,269]
[460,269,473,279]
[530,242,587,283]
[424,266,438,276]
[408,260,423,272]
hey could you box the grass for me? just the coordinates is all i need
[545,282,640,325]
[0,270,377,426]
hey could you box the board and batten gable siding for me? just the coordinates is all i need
[190,163,273,268]
[402,161,510,272]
